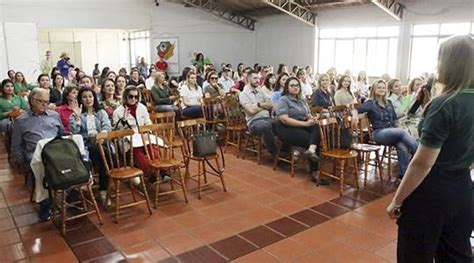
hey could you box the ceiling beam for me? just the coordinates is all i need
[183,0,256,30]
[371,0,404,21]
[263,0,317,26]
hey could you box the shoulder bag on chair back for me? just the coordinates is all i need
[41,137,90,190]
[336,116,352,149]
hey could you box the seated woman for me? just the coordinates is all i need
[260,73,275,100]
[311,73,334,109]
[334,74,357,106]
[128,69,145,88]
[180,72,203,118]
[358,79,418,179]
[13,71,34,96]
[99,79,121,119]
[275,77,328,185]
[0,79,27,133]
[151,72,179,112]
[56,86,78,135]
[69,87,112,205]
[203,72,225,98]
[50,74,64,106]
[112,86,164,180]
[115,75,127,101]
[387,79,405,119]
[271,72,288,104]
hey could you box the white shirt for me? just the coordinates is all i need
[180,84,203,107]
[86,115,97,136]
[145,77,154,89]
[219,76,234,92]
[301,82,313,98]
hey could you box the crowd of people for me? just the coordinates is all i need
[1,35,473,262]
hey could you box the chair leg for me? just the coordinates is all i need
[224,130,230,154]
[364,152,369,187]
[197,160,202,200]
[375,151,383,181]
[388,146,392,179]
[353,157,359,189]
[61,190,67,236]
[273,147,280,171]
[236,132,242,158]
[155,172,160,209]
[114,180,120,224]
[290,147,295,178]
[339,160,346,196]
[87,183,103,225]
[202,160,208,184]
[178,168,189,203]
[79,189,88,212]
[257,137,262,165]
[129,179,137,203]
[215,157,227,192]
[140,175,153,215]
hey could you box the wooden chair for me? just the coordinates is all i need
[177,118,227,199]
[222,94,247,157]
[96,129,153,223]
[242,132,264,164]
[149,111,185,159]
[328,105,351,118]
[273,142,307,177]
[51,178,103,236]
[364,118,397,180]
[6,110,24,161]
[139,123,188,208]
[351,113,383,186]
[319,117,359,195]
[201,97,226,127]
[143,89,155,113]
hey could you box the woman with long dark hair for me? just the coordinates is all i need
[55,86,78,134]
[271,73,288,104]
[0,79,27,132]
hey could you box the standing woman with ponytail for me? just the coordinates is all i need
[387,35,474,262]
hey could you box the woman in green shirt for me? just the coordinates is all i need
[13,71,34,95]
[387,35,474,262]
[0,79,27,132]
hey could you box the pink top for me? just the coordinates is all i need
[56,105,74,134]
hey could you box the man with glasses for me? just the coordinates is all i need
[239,70,277,157]
[11,88,64,221]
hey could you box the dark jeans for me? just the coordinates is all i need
[156,104,178,112]
[87,143,110,191]
[182,105,203,118]
[248,117,277,155]
[276,123,321,172]
[397,166,472,262]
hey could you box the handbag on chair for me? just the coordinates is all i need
[191,128,225,174]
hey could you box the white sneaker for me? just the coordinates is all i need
[99,190,111,207]
[131,177,141,186]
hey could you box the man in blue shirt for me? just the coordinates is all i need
[12,88,64,221]
[56,52,74,78]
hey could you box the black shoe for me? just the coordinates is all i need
[304,150,320,162]
[38,199,51,222]
[311,177,331,186]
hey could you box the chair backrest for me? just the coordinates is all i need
[356,113,373,142]
[329,105,351,118]
[176,118,207,156]
[150,111,176,125]
[96,129,135,172]
[9,110,24,121]
[139,123,175,160]
[318,117,340,151]
[142,89,155,113]
[223,94,246,127]
[201,97,226,124]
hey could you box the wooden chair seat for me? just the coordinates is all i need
[148,158,182,168]
[351,143,381,152]
[108,167,143,179]
[321,149,358,159]
[227,124,247,131]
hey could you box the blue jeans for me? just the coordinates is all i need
[182,105,203,118]
[373,128,418,178]
[248,117,277,155]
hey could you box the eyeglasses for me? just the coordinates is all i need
[33,98,50,105]
[128,95,139,100]
[289,84,300,88]
[210,77,218,80]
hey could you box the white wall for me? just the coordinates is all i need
[256,15,316,70]
[150,2,256,75]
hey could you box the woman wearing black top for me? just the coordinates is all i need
[50,74,64,106]
[387,35,474,262]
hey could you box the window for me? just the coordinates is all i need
[409,22,474,79]
[317,26,399,77]
[128,30,150,68]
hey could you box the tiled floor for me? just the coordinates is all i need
[0,141,402,262]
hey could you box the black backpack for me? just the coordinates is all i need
[41,137,90,190]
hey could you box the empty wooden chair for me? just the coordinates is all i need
[319,117,359,195]
[177,118,227,199]
[150,111,185,159]
[143,89,155,113]
[96,129,153,223]
[140,123,188,208]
